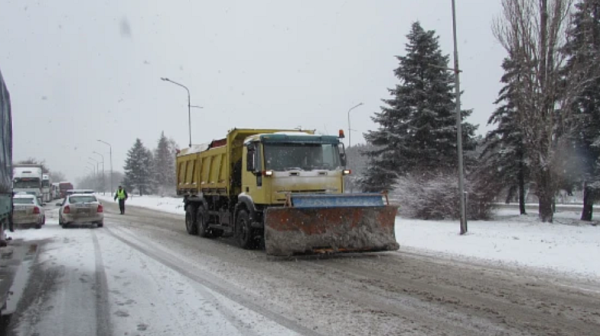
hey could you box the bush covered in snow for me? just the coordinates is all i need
[391,170,496,220]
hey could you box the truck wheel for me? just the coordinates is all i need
[235,210,254,249]
[197,206,214,238]
[185,206,198,235]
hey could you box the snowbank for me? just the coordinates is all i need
[396,208,600,278]
[96,195,185,215]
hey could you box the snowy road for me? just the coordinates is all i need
[4,202,600,336]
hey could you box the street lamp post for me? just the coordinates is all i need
[97,140,113,195]
[161,77,199,148]
[451,0,467,234]
[86,162,96,180]
[89,158,100,191]
[93,151,105,194]
[347,102,364,148]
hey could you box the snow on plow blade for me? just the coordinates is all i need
[264,193,400,256]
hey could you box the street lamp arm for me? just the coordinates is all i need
[161,77,190,95]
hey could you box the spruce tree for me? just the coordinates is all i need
[360,22,476,192]
[481,55,529,214]
[123,138,154,196]
[562,0,600,221]
[153,132,173,192]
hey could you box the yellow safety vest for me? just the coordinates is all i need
[117,189,126,200]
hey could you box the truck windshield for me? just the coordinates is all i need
[13,179,41,189]
[264,143,341,171]
[42,180,50,187]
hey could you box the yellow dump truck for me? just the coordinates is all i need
[175,128,399,256]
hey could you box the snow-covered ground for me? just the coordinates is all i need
[9,211,302,336]
[93,195,600,279]
[96,194,185,215]
[397,208,600,279]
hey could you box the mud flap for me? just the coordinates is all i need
[264,206,400,256]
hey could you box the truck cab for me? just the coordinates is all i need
[12,166,43,203]
[241,132,349,206]
[42,174,51,203]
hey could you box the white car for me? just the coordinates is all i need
[12,194,45,229]
[57,194,104,228]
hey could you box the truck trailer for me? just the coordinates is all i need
[0,67,13,244]
[58,182,74,198]
[176,128,399,256]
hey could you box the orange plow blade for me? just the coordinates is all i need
[264,206,400,256]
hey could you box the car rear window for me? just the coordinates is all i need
[13,198,34,205]
[69,196,98,204]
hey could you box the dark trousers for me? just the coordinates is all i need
[118,199,125,214]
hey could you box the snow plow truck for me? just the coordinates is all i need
[176,128,399,256]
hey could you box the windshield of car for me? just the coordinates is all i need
[263,143,341,171]
[13,197,34,205]
[13,178,40,189]
[69,196,98,204]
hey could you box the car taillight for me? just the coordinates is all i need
[97,204,103,213]
[33,206,40,214]
[64,205,71,214]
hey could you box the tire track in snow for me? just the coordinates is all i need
[103,226,322,336]
[91,231,112,336]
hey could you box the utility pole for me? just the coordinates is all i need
[451,0,467,234]
[97,140,113,195]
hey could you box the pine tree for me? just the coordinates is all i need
[360,22,476,192]
[562,0,600,221]
[481,55,529,214]
[152,132,173,193]
[123,139,154,196]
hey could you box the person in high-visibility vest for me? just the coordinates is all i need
[114,185,129,214]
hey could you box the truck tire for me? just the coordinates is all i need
[185,205,198,235]
[197,205,213,238]
[235,210,254,249]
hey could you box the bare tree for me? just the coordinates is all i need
[492,0,596,222]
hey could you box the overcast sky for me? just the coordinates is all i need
[0,0,505,183]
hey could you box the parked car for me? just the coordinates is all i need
[12,194,45,229]
[57,194,103,228]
